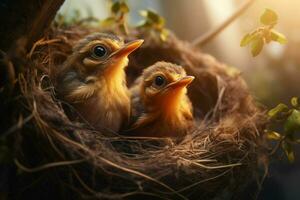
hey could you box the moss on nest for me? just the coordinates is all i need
[6,25,267,200]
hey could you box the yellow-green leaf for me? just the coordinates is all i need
[119,2,129,13]
[240,33,255,47]
[291,97,299,107]
[284,109,300,134]
[139,10,148,17]
[270,29,287,44]
[268,103,288,118]
[160,29,169,42]
[281,141,295,163]
[146,10,160,23]
[101,17,116,27]
[140,10,164,26]
[266,131,282,140]
[260,9,278,26]
[111,2,121,14]
[251,36,264,57]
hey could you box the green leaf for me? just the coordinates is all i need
[240,30,258,47]
[240,33,255,47]
[281,141,295,163]
[111,1,129,14]
[251,35,264,57]
[160,29,169,42]
[140,10,165,26]
[284,109,300,134]
[146,10,160,23]
[266,131,282,140]
[111,2,121,14]
[268,103,288,118]
[260,9,278,26]
[291,97,299,107]
[139,10,148,17]
[270,29,287,44]
[119,2,129,13]
[101,17,116,27]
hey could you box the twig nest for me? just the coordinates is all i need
[14,26,266,200]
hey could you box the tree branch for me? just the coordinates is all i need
[192,0,256,47]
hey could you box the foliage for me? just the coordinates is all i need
[101,0,130,34]
[240,9,287,57]
[55,10,82,26]
[55,0,169,41]
[137,10,169,42]
[102,1,169,41]
[266,97,300,163]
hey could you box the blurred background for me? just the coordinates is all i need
[59,0,300,199]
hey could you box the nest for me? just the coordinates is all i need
[8,25,267,200]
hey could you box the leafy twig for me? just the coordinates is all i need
[240,9,287,56]
[101,0,130,35]
[137,10,169,42]
[266,97,300,163]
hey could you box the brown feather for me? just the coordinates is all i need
[56,33,139,133]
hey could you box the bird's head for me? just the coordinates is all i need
[64,33,143,84]
[140,62,194,116]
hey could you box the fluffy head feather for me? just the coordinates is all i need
[56,33,143,132]
[130,61,195,137]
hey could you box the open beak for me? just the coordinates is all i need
[110,39,144,59]
[165,76,195,91]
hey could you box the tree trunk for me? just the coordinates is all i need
[0,0,65,51]
[0,1,64,199]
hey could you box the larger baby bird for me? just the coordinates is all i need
[130,62,195,137]
[56,33,143,132]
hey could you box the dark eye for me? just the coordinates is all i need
[93,45,107,58]
[154,75,165,87]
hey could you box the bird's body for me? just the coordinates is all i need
[56,33,143,132]
[129,62,195,137]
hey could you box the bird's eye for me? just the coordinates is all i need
[92,45,107,58]
[153,75,166,87]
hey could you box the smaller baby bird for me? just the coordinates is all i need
[56,33,143,132]
[130,62,195,137]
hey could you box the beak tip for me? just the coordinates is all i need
[165,75,195,91]
[187,75,195,81]
[135,39,144,47]
[112,39,144,58]
[184,76,195,85]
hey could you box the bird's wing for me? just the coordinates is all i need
[58,71,97,103]
[65,84,97,103]
[129,76,145,123]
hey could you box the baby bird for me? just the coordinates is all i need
[129,62,195,137]
[56,33,143,132]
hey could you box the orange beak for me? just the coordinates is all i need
[110,39,144,59]
[165,76,195,91]
[160,75,194,100]
[158,75,194,111]
[103,39,144,78]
